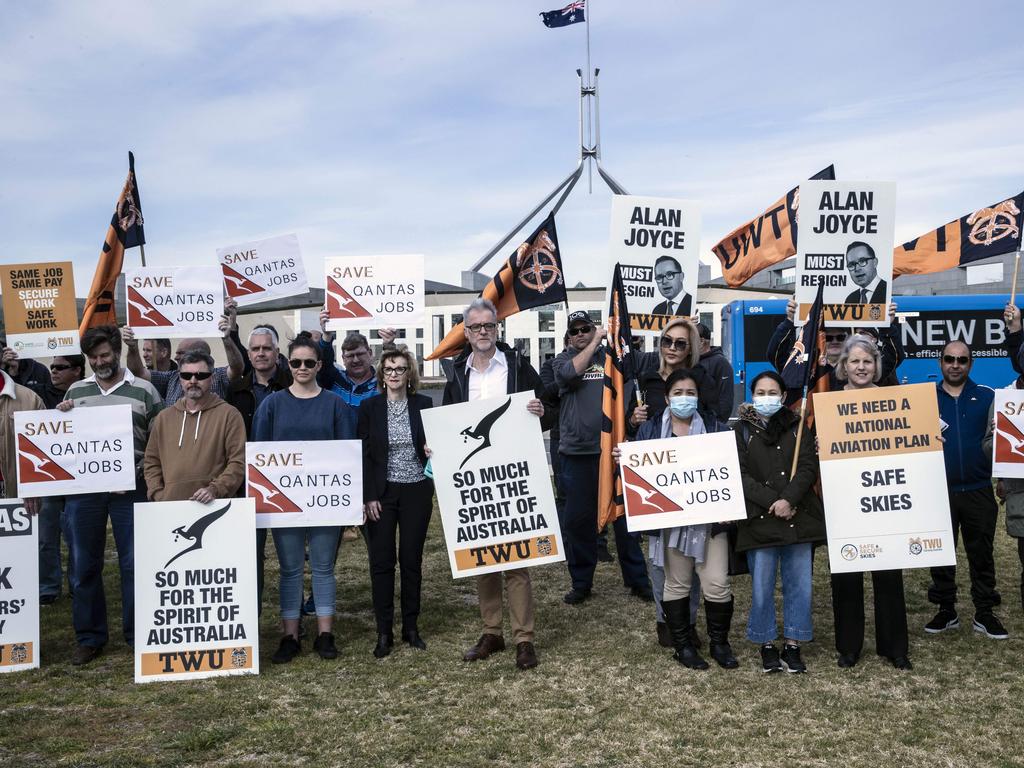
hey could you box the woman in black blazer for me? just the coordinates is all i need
[357,347,434,658]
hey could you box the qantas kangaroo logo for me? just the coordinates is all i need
[16,435,74,483]
[459,397,512,469]
[164,502,231,568]
[326,277,372,319]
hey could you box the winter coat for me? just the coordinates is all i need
[733,403,825,552]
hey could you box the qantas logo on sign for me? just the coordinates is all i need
[326,277,372,319]
[17,435,74,483]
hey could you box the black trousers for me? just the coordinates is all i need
[831,569,909,659]
[928,486,1001,613]
[365,479,434,634]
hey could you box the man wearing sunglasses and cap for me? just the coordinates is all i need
[932,341,1007,640]
[553,310,650,606]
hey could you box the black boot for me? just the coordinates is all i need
[705,598,739,669]
[663,598,708,670]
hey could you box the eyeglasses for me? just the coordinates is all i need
[568,325,594,337]
[179,371,213,381]
[825,333,847,342]
[288,359,318,369]
[50,363,73,371]
[655,271,681,282]
[383,366,409,377]
[660,337,688,351]
[466,322,497,334]
[846,256,877,269]
[943,355,969,365]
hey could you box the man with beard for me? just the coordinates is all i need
[57,325,162,666]
[144,350,245,503]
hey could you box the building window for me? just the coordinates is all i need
[432,314,444,344]
[539,310,555,332]
[539,337,555,362]
[516,338,531,360]
[451,313,463,327]
[416,344,424,374]
[416,328,423,339]
[590,310,602,326]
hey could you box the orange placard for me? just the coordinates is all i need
[453,536,559,571]
[139,646,254,677]
[0,642,34,667]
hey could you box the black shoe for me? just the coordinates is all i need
[888,655,913,670]
[664,597,709,670]
[402,629,427,651]
[272,635,301,664]
[596,546,614,563]
[973,612,1009,640]
[760,643,783,674]
[71,644,103,666]
[837,652,859,668]
[780,644,806,673]
[563,588,592,605]
[40,594,59,606]
[704,598,739,669]
[656,622,672,648]
[630,584,654,603]
[373,633,394,659]
[301,594,316,616]
[924,608,959,634]
[312,632,337,660]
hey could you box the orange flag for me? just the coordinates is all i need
[79,153,146,333]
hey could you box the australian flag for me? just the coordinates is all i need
[541,1,585,28]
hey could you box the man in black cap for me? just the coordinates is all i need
[552,310,650,605]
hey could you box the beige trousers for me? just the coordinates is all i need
[663,532,732,602]
[477,567,535,643]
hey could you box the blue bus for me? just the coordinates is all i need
[721,293,1019,408]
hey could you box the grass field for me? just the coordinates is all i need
[4,508,1024,768]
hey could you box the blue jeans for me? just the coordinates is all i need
[39,496,72,598]
[745,543,813,644]
[273,527,341,620]
[65,487,141,647]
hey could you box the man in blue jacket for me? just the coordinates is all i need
[930,340,1008,639]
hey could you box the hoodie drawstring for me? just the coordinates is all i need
[177,408,203,448]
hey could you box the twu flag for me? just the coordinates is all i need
[781,282,825,397]
[598,263,634,529]
[712,165,835,287]
[80,152,146,333]
[893,191,1024,276]
[541,1,585,28]
[427,212,565,359]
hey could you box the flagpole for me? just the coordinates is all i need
[1011,249,1021,306]
[790,393,808,478]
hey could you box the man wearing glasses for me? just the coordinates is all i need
[652,255,692,317]
[931,341,1008,640]
[443,297,549,671]
[843,241,887,305]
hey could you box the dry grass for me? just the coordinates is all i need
[4,507,1024,768]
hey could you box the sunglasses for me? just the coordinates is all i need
[942,355,969,365]
[825,333,847,342]
[660,337,689,351]
[288,359,318,369]
[179,371,213,381]
[50,363,74,371]
[568,325,594,337]
[383,366,409,377]
[466,322,497,333]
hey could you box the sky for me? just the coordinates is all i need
[1,0,1023,296]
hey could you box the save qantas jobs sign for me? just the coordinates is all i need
[323,255,424,331]
[216,234,309,307]
[125,266,225,339]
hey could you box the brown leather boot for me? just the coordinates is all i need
[462,634,505,661]
[515,641,539,670]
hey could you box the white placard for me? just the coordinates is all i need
[993,389,1024,478]
[125,266,225,339]
[619,431,745,532]
[421,392,564,578]
[795,181,896,328]
[134,498,258,683]
[245,441,362,528]
[814,383,955,573]
[323,255,424,331]
[217,233,308,307]
[0,500,39,673]
[607,195,701,336]
[14,405,136,497]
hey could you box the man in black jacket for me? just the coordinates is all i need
[443,298,550,671]
[696,323,735,421]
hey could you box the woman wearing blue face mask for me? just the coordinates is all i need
[617,367,737,670]
[733,370,825,673]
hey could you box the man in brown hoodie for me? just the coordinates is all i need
[143,351,246,503]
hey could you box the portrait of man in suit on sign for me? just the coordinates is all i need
[652,255,692,317]
[844,240,887,304]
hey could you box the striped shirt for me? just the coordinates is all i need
[64,368,163,472]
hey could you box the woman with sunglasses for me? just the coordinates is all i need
[828,334,912,670]
[357,348,434,658]
[253,336,357,663]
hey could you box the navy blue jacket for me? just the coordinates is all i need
[937,378,994,492]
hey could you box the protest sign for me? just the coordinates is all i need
[0,500,39,673]
[607,195,701,335]
[245,441,361,528]
[421,392,563,578]
[217,233,308,307]
[618,431,745,533]
[14,404,136,498]
[323,255,424,331]
[814,383,955,573]
[795,181,896,328]
[0,262,79,358]
[993,389,1024,478]
[134,498,258,683]
[125,266,224,339]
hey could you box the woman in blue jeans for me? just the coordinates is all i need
[253,335,356,663]
[733,370,824,673]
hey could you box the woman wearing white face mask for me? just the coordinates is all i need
[617,367,737,670]
[733,371,825,673]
